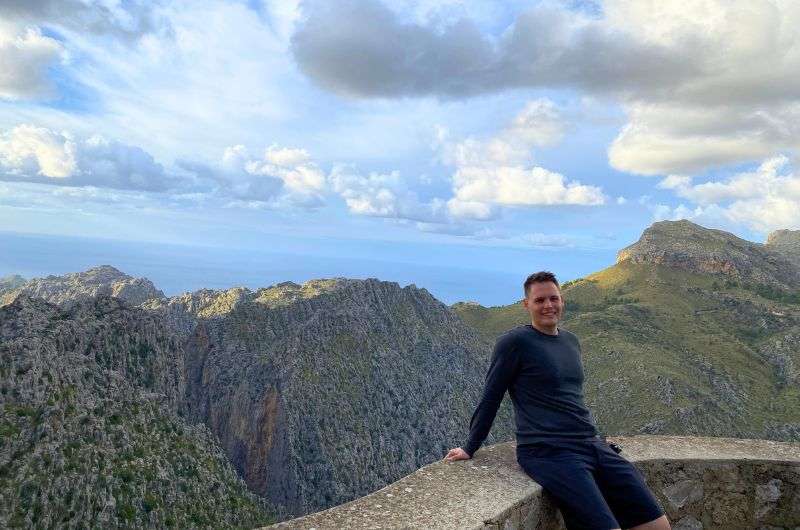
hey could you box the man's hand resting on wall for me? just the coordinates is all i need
[444,447,471,462]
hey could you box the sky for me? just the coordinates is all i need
[1,0,800,302]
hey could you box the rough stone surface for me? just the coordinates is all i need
[1,265,164,308]
[766,229,800,266]
[265,436,800,529]
[617,220,800,288]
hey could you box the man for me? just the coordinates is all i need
[445,271,670,530]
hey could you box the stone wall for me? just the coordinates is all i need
[264,436,800,529]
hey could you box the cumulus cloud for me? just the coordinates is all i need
[608,102,800,175]
[0,124,172,191]
[440,99,605,216]
[293,0,800,175]
[186,143,328,208]
[317,99,596,230]
[243,144,326,205]
[329,165,445,221]
[652,156,800,233]
[0,22,64,100]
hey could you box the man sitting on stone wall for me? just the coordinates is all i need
[445,271,671,530]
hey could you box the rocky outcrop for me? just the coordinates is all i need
[616,220,800,288]
[146,278,514,519]
[0,274,25,296]
[0,295,272,529]
[766,229,800,266]
[2,265,164,308]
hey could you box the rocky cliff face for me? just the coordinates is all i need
[0,295,271,529]
[147,278,513,518]
[1,266,164,307]
[617,220,800,288]
[3,266,513,520]
[766,229,800,266]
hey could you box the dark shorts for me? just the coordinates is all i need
[516,438,664,530]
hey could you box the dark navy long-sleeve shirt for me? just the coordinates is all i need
[463,325,597,456]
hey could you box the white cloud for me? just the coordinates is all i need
[189,143,325,207]
[0,22,63,100]
[657,174,692,190]
[440,99,605,215]
[0,124,170,191]
[451,165,605,206]
[654,156,800,233]
[609,102,800,175]
[445,198,496,220]
[0,124,76,177]
[506,99,565,148]
[328,165,445,222]
[263,144,312,167]
[245,145,326,202]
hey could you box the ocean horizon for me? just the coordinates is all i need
[0,231,617,306]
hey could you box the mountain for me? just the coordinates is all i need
[1,266,164,308]
[4,267,514,519]
[144,278,514,518]
[0,295,272,529]
[766,229,800,265]
[0,275,26,297]
[454,220,800,442]
[617,220,800,288]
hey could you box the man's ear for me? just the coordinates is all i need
[521,298,528,309]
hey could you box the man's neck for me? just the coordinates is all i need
[531,322,559,335]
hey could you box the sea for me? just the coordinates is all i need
[0,231,617,306]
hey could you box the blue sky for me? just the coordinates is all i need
[1,0,799,302]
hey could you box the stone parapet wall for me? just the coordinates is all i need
[264,436,800,529]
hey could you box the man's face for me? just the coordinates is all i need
[522,281,563,330]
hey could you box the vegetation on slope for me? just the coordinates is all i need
[0,295,273,529]
[454,260,800,441]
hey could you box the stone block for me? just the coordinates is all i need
[672,515,702,530]
[663,479,704,510]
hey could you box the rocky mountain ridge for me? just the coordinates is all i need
[767,228,800,264]
[617,220,800,289]
[2,271,514,520]
[0,295,272,528]
[0,266,164,308]
[150,278,513,518]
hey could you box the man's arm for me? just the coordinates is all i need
[451,333,520,459]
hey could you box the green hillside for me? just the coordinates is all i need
[453,223,800,441]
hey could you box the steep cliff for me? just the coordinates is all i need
[146,278,514,518]
[0,295,272,529]
[766,229,800,266]
[616,220,800,288]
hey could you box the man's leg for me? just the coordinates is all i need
[517,444,620,530]
[593,441,670,530]
[629,514,670,530]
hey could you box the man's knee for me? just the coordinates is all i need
[629,514,670,530]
